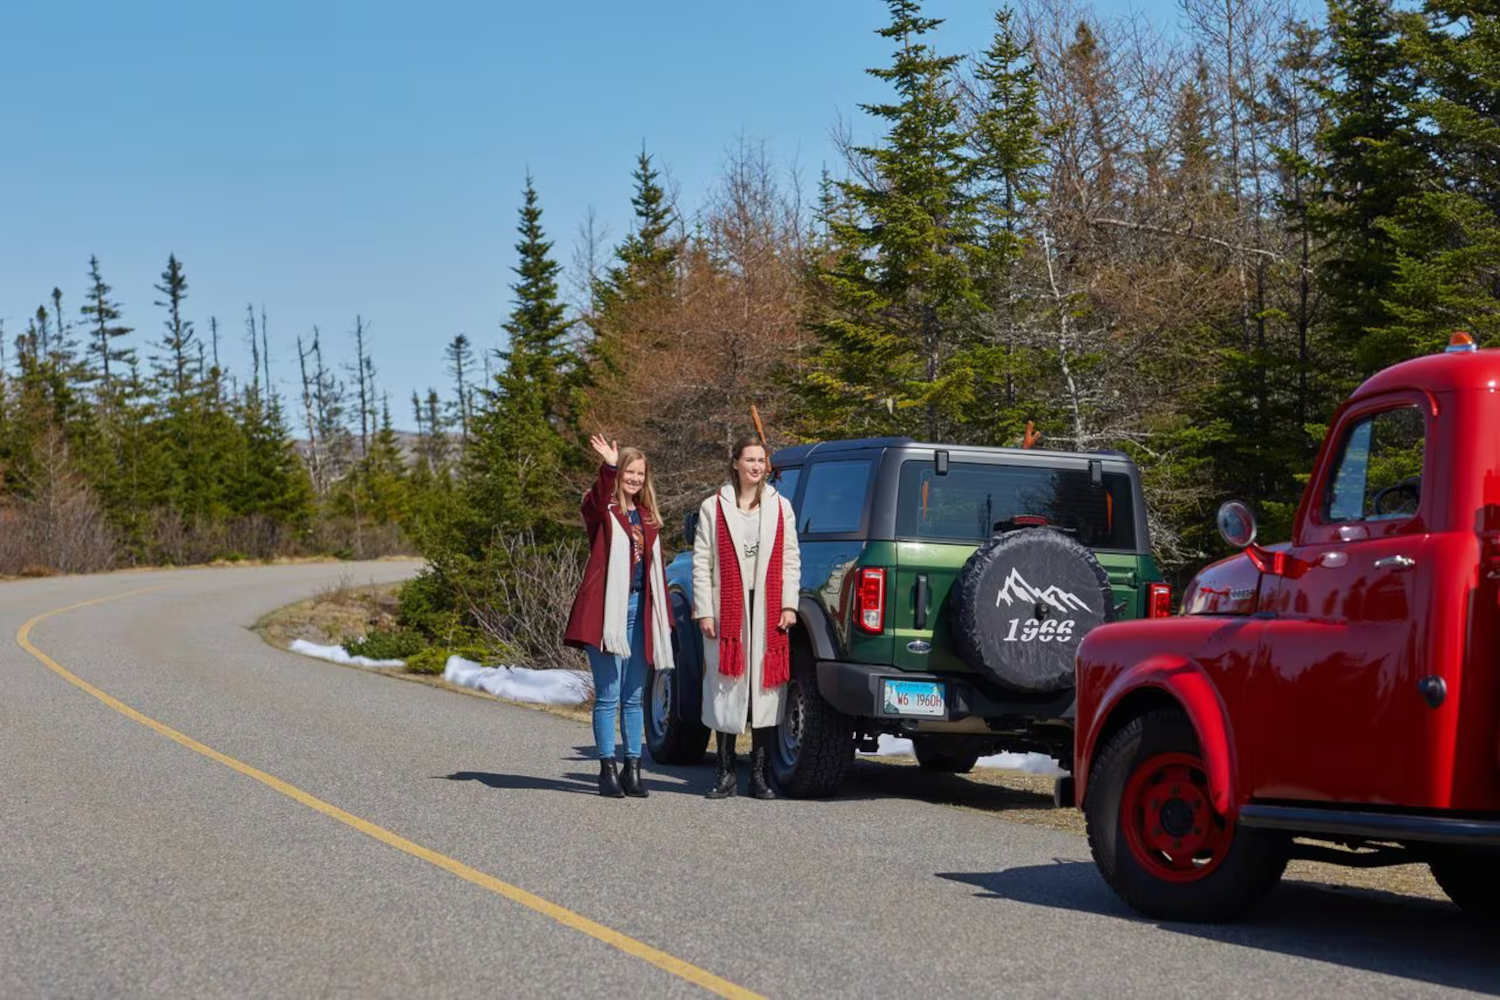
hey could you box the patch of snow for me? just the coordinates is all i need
[290,639,406,668]
[871,734,1065,776]
[442,656,593,707]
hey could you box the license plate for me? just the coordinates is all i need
[881,679,946,718]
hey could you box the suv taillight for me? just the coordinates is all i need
[1147,582,1172,618]
[855,567,886,634]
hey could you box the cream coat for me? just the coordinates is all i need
[692,483,801,733]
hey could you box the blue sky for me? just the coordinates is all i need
[3,0,1178,427]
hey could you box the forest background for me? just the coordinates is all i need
[2,0,1495,667]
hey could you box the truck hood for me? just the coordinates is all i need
[1181,543,1288,615]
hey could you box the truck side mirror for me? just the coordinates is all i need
[683,510,700,549]
[1217,500,1258,549]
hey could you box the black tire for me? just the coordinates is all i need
[645,665,710,765]
[951,528,1114,694]
[644,594,711,766]
[1429,850,1500,919]
[1084,708,1286,922]
[913,736,981,774]
[771,664,854,798]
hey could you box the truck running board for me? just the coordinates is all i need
[1240,804,1500,846]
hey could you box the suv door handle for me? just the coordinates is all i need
[1374,554,1416,570]
[914,574,930,630]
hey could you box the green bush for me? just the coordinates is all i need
[395,570,469,640]
[342,627,427,661]
[405,644,493,675]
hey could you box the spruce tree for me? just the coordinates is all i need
[151,254,197,402]
[802,0,985,440]
[81,255,135,394]
[462,175,576,544]
[1309,0,1428,376]
[1376,3,1500,351]
[966,6,1047,442]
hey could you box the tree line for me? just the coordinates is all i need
[3,0,1495,667]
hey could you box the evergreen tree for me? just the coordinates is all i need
[151,254,197,401]
[1309,0,1428,376]
[445,333,475,443]
[1377,3,1500,350]
[461,175,576,543]
[966,6,1048,442]
[802,0,985,440]
[81,255,134,394]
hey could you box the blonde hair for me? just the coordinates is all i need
[729,434,767,509]
[614,446,662,527]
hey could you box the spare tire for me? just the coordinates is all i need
[950,528,1114,694]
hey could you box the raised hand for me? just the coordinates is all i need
[589,432,619,467]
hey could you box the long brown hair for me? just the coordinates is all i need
[613,446,662,527]
[728,434,768,509]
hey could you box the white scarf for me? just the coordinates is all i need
[601,510,675,670]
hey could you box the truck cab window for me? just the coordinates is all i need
[1324,405,1425,523]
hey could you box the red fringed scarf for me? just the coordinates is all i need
[715,497,790,689]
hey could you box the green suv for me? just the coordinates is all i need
[647,437,1169,797]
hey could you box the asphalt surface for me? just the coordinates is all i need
[1,561,1496,999]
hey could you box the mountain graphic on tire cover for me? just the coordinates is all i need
[950,528,1115,694]
[993,568,1095,615]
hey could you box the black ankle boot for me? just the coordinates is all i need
[749,727,776,800]
[705,731,737,799]
[621,757,648,798]
[598,759,625,798]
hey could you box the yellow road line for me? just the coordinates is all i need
[17,587,763,1000]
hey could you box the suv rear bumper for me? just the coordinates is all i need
[814,660,1074,724]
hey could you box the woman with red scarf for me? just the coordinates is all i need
[564,434,675,798]
[691,435,801,799]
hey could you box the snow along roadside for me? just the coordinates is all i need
[286,641,593,706]
[872,734,1065,776]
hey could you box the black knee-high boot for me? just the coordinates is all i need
[705,731,737,799]
[749,727,777,800]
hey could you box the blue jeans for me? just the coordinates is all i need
[587,591,647,760]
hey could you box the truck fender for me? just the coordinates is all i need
[1079,656,1238,818]
[796,596,839,662]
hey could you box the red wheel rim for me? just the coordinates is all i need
[1119,751,1231,884]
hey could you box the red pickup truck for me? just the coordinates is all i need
[1072,333,1500,921]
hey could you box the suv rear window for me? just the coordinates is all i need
[895,459,1137,550]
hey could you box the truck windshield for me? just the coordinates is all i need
[895,459,1137,550]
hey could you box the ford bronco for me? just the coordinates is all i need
[647,437,1170,797]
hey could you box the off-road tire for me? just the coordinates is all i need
[913,736,981,774]
[645,664,710,765]
[644,594,710,765]
[771,666,854,798]
[951,528,1114,694]
[1085,708,1286,922]
[1429,850,1500,919]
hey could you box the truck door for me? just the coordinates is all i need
[1257,394,1443,807]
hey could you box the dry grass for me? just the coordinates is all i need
[254,577,403,649]
[255,579,595,726]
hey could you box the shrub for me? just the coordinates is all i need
[405,644,493,675]
[343,627,427,661]
[396,570,467,638]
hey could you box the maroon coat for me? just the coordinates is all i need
[562,464,668,664]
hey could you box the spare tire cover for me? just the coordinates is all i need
[950,528,1115,694]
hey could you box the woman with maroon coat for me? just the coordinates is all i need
[563,434,675,798]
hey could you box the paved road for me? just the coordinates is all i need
[2,562,1495,998]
